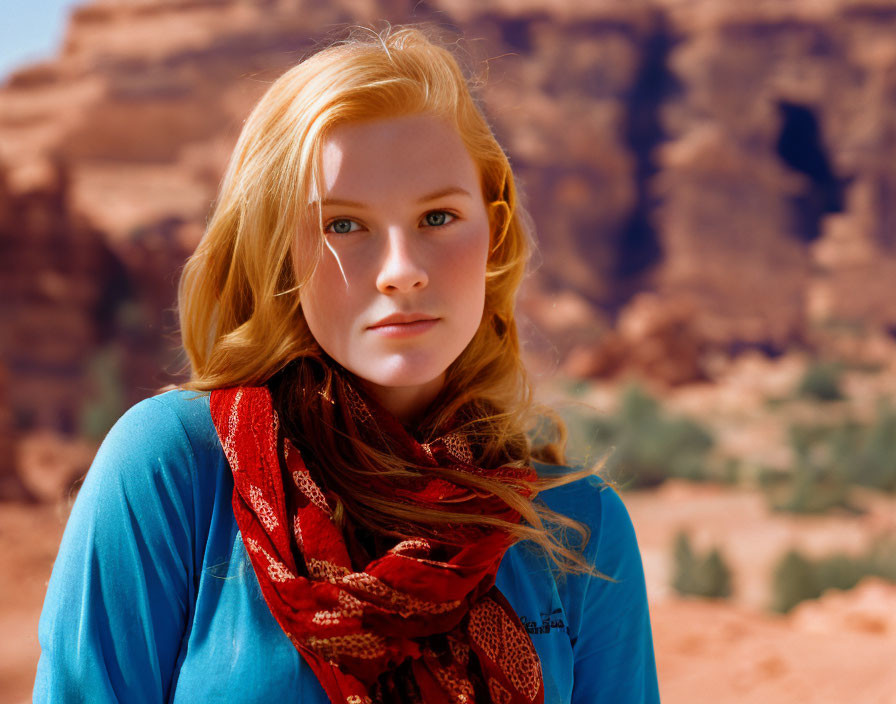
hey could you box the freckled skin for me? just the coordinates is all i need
[299,114,491,422]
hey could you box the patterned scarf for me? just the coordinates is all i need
[209,383,545,704]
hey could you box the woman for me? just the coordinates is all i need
[35,25,660,703]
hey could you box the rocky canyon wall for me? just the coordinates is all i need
[2,0,896,453]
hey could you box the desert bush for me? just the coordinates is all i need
[796,360,845,402]
[671,530,733,599]
[771,550,817,613]
[849,400,896,492]
[760,423,855,514]
[78,344,127,442]
[771,537,896,613]
[761,399,896,513]
[559,383,715,489]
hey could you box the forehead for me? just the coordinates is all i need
[317,114,482,203]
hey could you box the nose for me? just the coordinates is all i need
[375,227,429,294]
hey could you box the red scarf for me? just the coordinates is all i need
[209,383,545,704]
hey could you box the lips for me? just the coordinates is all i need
[367,312,440,328]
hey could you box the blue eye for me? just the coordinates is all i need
[423,211,454,227]
[326,218,360,235]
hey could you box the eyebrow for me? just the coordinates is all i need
[320,186,473,208]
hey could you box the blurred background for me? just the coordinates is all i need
[2,0,896,701]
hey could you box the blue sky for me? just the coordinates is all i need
[1,0,84,81]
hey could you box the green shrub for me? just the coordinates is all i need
[720,457,741,485]
[796,361,845,402]
[771,549,818,613]
[850,401,896,492]
[762,401,896,513]
[771,537,896,613]
[768,469,854,514]
[79,344,127,442]
[762,425,855,514]
[764,401,896,514]
[671,530,733,599]
[559,383,715,489]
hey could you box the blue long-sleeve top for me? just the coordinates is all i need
[34,389,660,703]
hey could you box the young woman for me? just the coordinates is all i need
[34,26,660,703]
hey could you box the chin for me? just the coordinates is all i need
[359,368,444,390]
[352,355,451,390]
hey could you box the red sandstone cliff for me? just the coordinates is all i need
[2,0,896,440]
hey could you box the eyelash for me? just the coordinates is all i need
[323,210,458,236]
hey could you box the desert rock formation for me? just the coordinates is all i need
[2,0,896,437]
[0,159,131,434]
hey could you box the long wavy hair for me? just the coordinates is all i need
[178,24,609,577]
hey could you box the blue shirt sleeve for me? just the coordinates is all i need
[34,396,200,703]
[570,480,660,703]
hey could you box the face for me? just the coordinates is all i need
[299,113,491,420]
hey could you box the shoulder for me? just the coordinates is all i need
[78,388,222,508]
[60,388,232,586]
[533,466,633,557]
[530,465,647,601]
[36,391,228,700]
[116,387,214,447]
[529,467,656,671]
[497,466,655,699]
[100,388,218,465]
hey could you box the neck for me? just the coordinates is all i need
[359,373,446,426]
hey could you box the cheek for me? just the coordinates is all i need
[454,228,490,290]
[442,227,489,319]
[300,259,356,350]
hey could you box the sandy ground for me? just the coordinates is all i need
[3,483,896,704]
[651,586,896,704]
[1,501,68,704]
[623,484,896,704]
[624,480,896,611]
